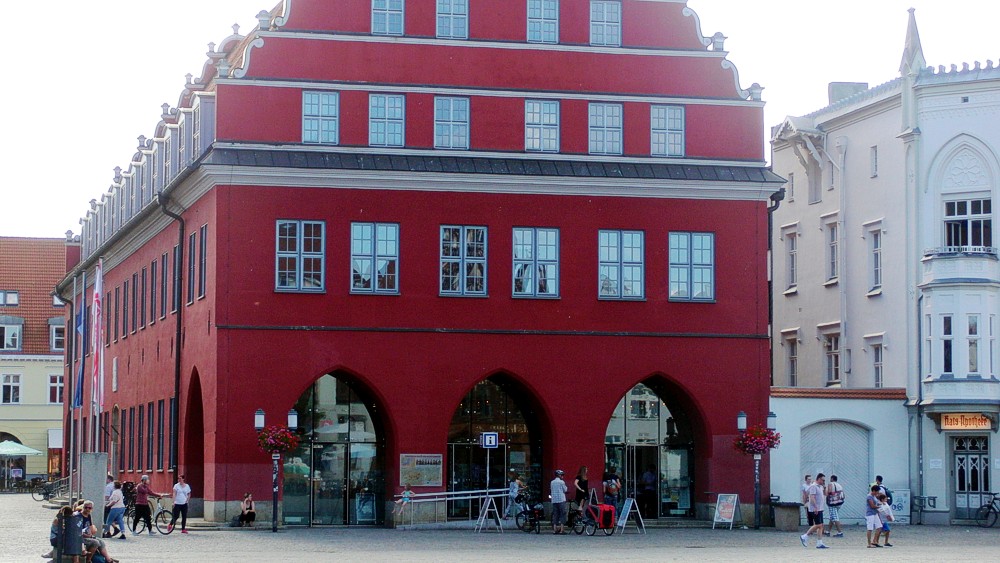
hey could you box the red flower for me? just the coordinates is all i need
[733,426,781,455]
[257,425,301,454]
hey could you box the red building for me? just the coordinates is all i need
[58,0,781,525]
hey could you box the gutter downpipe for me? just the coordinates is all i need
[767,186,786,386]
[916,294,924,523]
[157,192,185,473]
[834,137,849,385]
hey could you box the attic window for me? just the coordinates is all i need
[962,96,970,103]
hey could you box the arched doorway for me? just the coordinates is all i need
[604,381,696,519]
[183,371,205,501]
[800,420,871,521]
[447,376,544,518]
[283,372,385,526]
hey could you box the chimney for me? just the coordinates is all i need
[828,82,869,105]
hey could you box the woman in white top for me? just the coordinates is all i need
[103,482,128,539]
[168,475,192,533]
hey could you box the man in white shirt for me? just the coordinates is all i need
[168,474,193,534]
[799,473,829,549]
[550,470,568,534]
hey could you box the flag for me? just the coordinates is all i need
[72,362,84,410]
[91,259,104,411]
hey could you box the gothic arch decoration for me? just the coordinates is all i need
[929,134,1000,196]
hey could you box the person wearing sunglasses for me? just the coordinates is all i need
[76,501,119,563]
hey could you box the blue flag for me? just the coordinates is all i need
[71,363,84,410]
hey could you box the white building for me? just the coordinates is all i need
[769,9,1000,525]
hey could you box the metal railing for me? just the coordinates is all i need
[923,246,998,257]
[393,488,510,527]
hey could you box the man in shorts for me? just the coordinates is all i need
[550,470,568,534]
[866,485,884,548]
[799,473,829,549]
[824,474,845,537]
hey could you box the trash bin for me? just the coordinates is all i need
[57,512,84,558]
[772,501,802,532]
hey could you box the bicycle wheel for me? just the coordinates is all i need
[515,510,533,533]
[156,510,174,534]
[976,505,998,528]
[129,511,146,534]
[573,515,586,535]
[603,524,615,536]
[585,520,597,536]
[31,486,46,502]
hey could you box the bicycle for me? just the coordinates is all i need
[976,492,1000,528]
[30,482,56,502]
[128,497,175,534]
[514,492,544,534]
[568,503,587,535]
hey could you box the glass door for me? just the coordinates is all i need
[954,436,990,519]
[660,446,692,517]
[312,443,347,525]
[633,446,659,519]
[348,443,381,524]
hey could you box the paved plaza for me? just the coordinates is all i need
[3,494,998,562]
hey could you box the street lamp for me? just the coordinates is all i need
[255,408,298,532]
[737,411,777,530]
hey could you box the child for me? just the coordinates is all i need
[876,493,894,547]
[393,484,414,516]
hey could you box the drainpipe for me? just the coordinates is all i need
[767,187,787,386]
[916,294,925,523]
[157,192,185,473]
[834,137,849,385]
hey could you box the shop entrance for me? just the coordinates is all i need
[604,382,695,519]
[447,377,543,518]
[283,373,384,526]
[953,435,990,519]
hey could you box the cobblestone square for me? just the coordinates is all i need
[3,494,999,562]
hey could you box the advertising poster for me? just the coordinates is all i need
[399,454,443,487]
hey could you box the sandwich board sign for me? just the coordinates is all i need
[712,494,741,530]
[615,497,646,534]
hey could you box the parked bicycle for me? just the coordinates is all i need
[128,497,175,535]
[30,481,57,502]
[976,492,1000,528]
[514,492,545,534]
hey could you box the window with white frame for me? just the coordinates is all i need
[440,226,487,296]
[434,97,469,150]
[942,314,953,375]
[787,338,798,387]
[870,145,878,177]
[275,220,326,292]
[0,324,21,351]
[870,229,882,290]
[651,105,684,157]
[992,315,996,377]
[589,103,622,155]
[512,228,559,297]
[369,94,405,147]
[303,91,339,145]
[1,374,20,404]
[598,230,644,299]
[872,343,883,388]
[786,172,795,202]
[372,0,404,36]
[969,314,981,375]
[527,0,558,43]
[49,374,63,404]
[944,198,992,249]
[786,232,798,289]
[924,313,933,378]
[436,0,468,39]
[668,232,714,301]
[590,0,621,46]
[525,100,559,152]
[50,325,65,352]
[0,290,18,306]
[824,334,841,384]
[826,222,838,281]
[351,223,399,293]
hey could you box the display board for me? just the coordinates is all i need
[399,454,443,487]
[615,497,646,534]
[712,494,740,530]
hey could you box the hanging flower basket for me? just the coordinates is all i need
[257,425,301,454]
[733,426,781,456]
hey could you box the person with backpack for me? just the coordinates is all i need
[602,465,622,510]
[824,474,845,537]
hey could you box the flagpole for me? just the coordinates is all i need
[78,269,86,497]
[68,276,76,501]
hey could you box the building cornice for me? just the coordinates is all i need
[771,387,908,400]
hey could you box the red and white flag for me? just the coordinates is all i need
[91,259,104,411]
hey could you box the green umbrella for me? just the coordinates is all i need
[0,440,42,490]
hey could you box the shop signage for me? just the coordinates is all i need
[480,432,499,448]
[941,413,991,430]
[399,454,443,487]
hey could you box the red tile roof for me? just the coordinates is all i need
[0,237,68,356]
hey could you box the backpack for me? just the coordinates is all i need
[826,484,845,507]
[604,479,620,495]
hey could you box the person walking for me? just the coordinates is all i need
[103,481,128,540]
[866,485,884,548]
[550,469,568,534]
[800,474,814,529]
[504,471,525,519]
[168,474,192,534]
[799,473,829,549]
[132,475,164,535]
[103,475,119,538]
[824,474,845,537]
[876,492,894,547]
